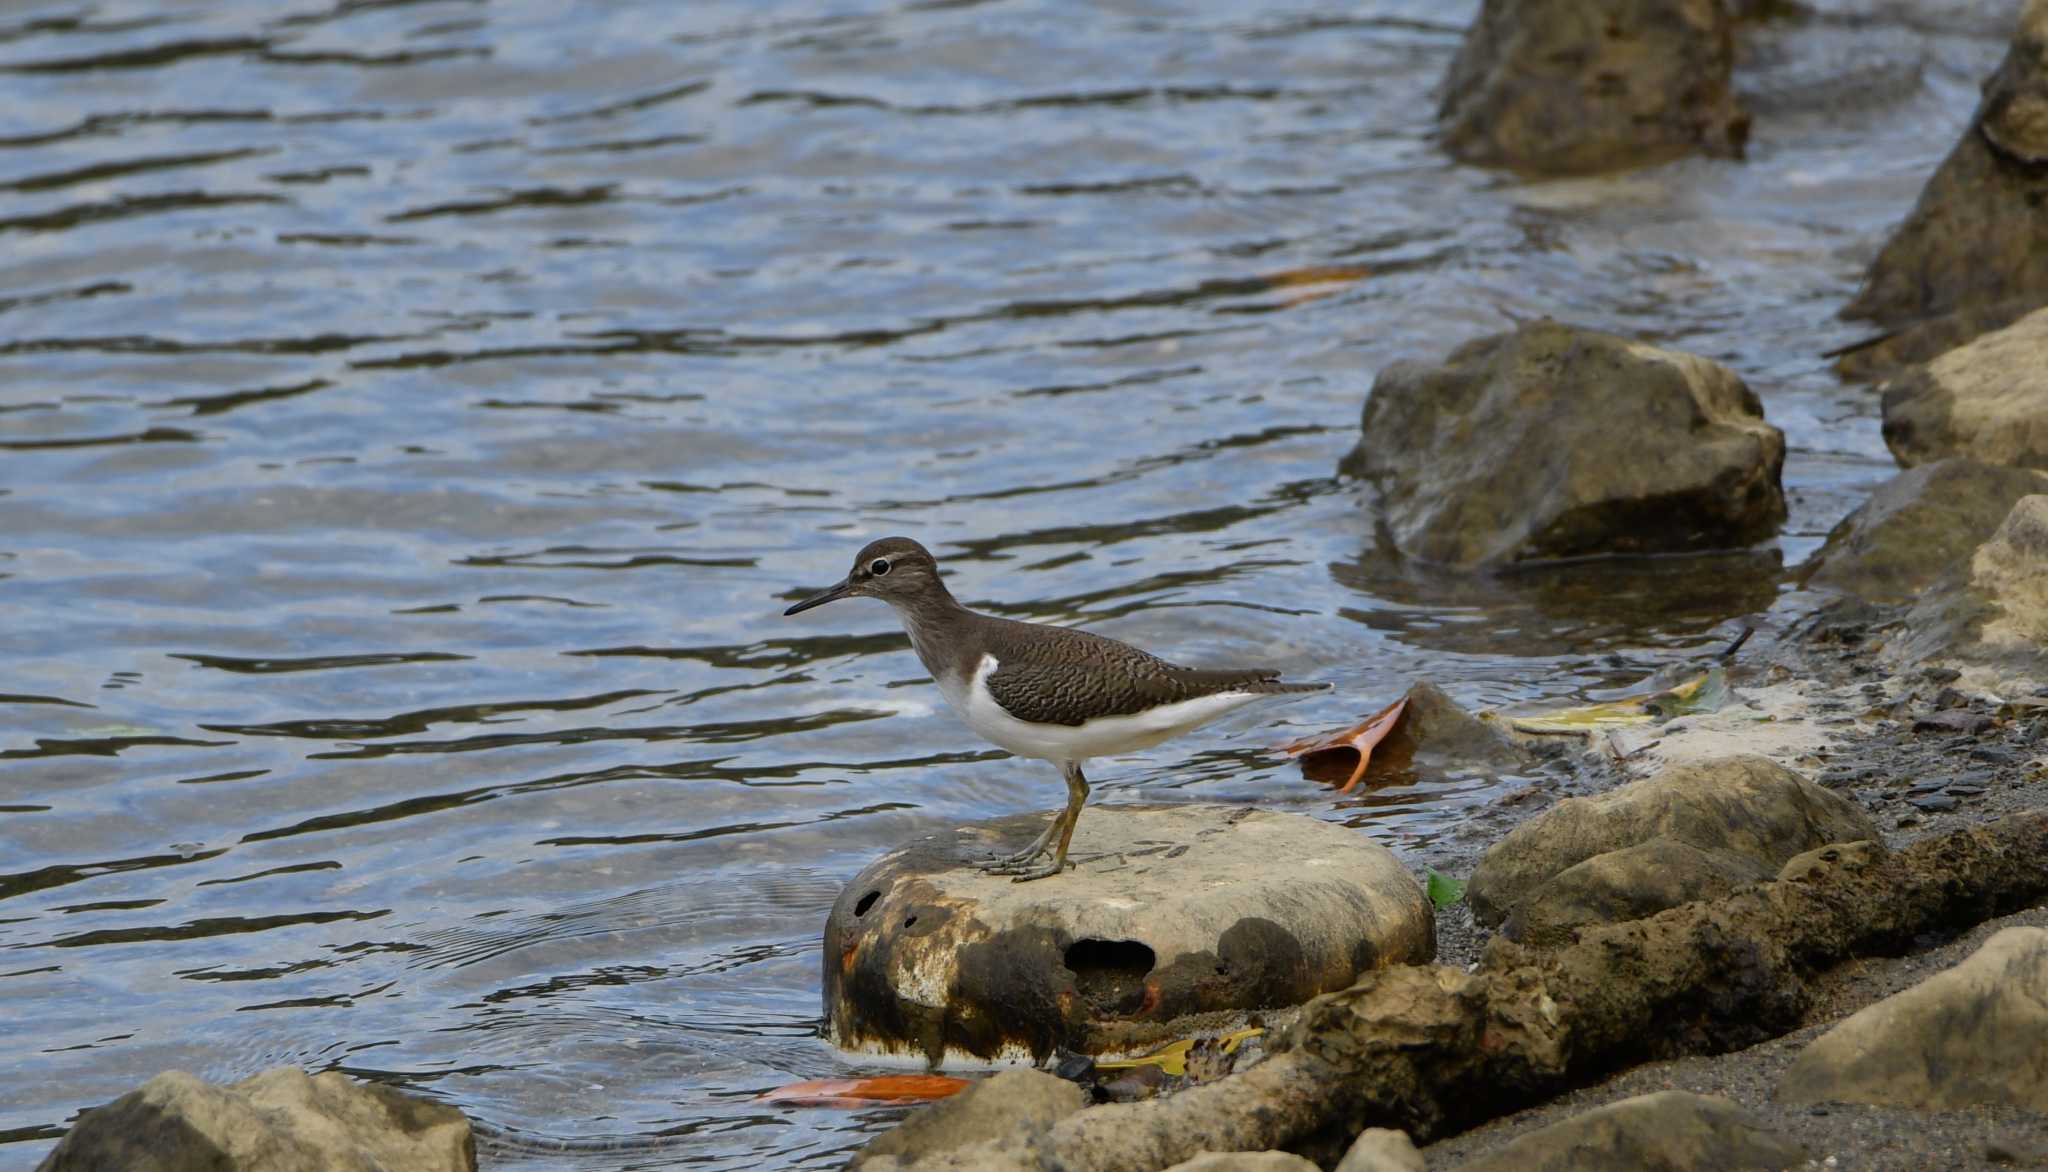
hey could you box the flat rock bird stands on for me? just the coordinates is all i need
[783,537,1329,881]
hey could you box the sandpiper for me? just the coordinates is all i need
[783,536,1329,881]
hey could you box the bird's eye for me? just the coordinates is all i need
[869,558,891,577]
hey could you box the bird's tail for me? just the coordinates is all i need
[1244,679,1332,695]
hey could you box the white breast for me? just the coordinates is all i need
[937,653,1268,766]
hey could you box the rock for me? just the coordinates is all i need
[1162,1154,1319,1172]
[1780,926,2048,1110]
[1387,681,1530,772]
[1449,1091,1807,1171]
[1503,838,1774,945]
[1296,681,1531,789]
[1344,321,1785,570]
[1881,308,2048,471]
[1438,0,1747,175]
[850,1070,1085,1170]
[1801,458,2048,603]
[34,1066,473,1172]
[1465,755,1879,931]
[1335,1128,1425,1172]
[1892,495,2048,675]
[824,804,1434,1064]
[1842,0,2048,347]
[1777,839,1886,884]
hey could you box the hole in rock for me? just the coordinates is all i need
[1064,938,1156,1016]
[854,890,880,918]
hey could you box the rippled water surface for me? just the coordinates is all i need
[0,0,2014,1166]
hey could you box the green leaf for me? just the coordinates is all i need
[1425,869,1466,909]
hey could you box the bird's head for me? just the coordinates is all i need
[783,536,944,615]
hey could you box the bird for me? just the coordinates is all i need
[782,536,1329,881]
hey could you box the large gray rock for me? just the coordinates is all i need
[825,804,1433,1065]
[1892,495,2048,676]
[1801,458,2048,603]
[1162,1154,1319,1172]
[1881,307,2048,471]
[1449,1091,1806,1171]
[1780,926,2048,1110]
[1466,755,1878,933]
[34,1066,473,1172]
[1335,1128,1425,1172]
[1438,0,1747,175]
[1504,838,1774,946]
[1841,0,2048,358]
[851,1070,1084,1171]
[1345,321,1785,570]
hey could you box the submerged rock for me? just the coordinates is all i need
[1892,494,2048,676]
[823,804,1433,1065]
[1465,755,1877,936]
[1438,0,1747,175]
[1345,321,1785,570]
[1841,0,2048,354]
[850,1070,1084,1171]
[1449,1091,1807,1171]
[34,1066,474,1172]
[1780,926,2048,1110]
[1801,457,2048,604]
[1881,307,2048,471]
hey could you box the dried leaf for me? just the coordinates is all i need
[1281,697,1409,794]
[759,1074,971,1107]
[1093,1026,1264,1078]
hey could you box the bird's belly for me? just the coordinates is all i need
[939,656,1265,765]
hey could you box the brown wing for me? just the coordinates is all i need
[978,618,1284,727]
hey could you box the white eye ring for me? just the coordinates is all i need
[869,558,891,576]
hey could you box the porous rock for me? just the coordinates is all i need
[1881,307,2048,471]
[1344,321,1785,570]
[1891,494,2048,675]
[1448,1091,1807,1171]
[1465,755,1877,932]
[1841,0,2048,357]
[1438,0,1747,175]
[825,804,1433,1065]
[34,1066,474,1172]
[850,1070,1084,1171]
[887,815,2048,1170]
[1334,1128,1424,1172]
[1780,926,2048,1110]
[1802,458,2048,603]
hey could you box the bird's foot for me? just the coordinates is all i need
[1006,856,1074,883]
[981,849,1053,876]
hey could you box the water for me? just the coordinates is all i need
[0,0,2010,1166]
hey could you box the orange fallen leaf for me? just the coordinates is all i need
[1280,697,1409,794]
[759,1074,971,1108]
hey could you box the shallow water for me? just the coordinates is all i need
[0,0,2009,1166]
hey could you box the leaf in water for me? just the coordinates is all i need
[1280,697,1409,794]
[1425,869,1466,910]
[1505,667,1734,736]
[1644,665,1731,718]
[1093,1026,1264,1078]
[758,1074,970,1107]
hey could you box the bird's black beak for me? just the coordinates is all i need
[784,576,854,616]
